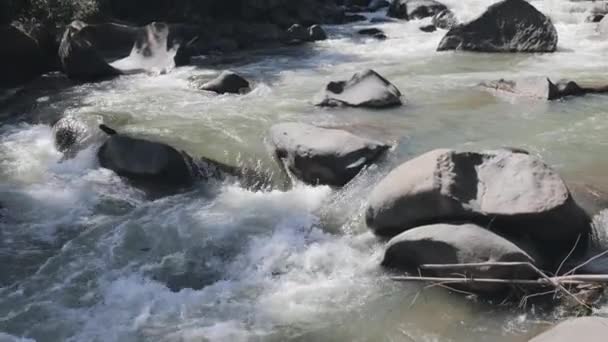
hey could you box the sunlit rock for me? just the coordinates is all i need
[316,69,403,108]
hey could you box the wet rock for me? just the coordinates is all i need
[52,116,105,157]
[0,24,47,87]
[309,25,328,41]
[388,0,448,20]
[369,0,390,11]
[316,69,403,108]
[269,122,390,186]
[437,0,558,52]
[199,71,251,94]
[366,149,590,244]
[383,223,538,293]
[419,25,437,32]
[97,125,196,188]
[587,14,605,23]
[370,17,397,23]
[432,9,458,29]
[59,21,122,81]
[358,28,384,36]
[480,77,608,100]
[529,317,608,342]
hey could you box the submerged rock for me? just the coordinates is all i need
[358,28,384,36]
[198,71,251,94]
[481,77,608,100]
[309,25,328,41]
[316,69,403,108]
[388,0,448,20]
[437,0,558,52]
[366,149,590,244]
[269,122,390,186]
[59,21,122,81]
[0,24,48,87]
[529,317,608,342]
[432,9,458,29]
[97,125,196,188]
[286,24,328,43]
[383,223,537,293]
[419,25,437,32]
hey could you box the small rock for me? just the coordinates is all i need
[316,69,403,108]
[419,24,437,32]
[309,25,327,41]
[358,28,384,36]
[199,71,251,94]
[432,9,458,29]
[388,0,448,20]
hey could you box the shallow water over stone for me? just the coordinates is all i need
[2,1,608,341]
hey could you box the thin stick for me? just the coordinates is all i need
[391,276,586,285]
[555,234,581,276]
[564,249,608,276]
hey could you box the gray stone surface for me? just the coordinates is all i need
[316,69,403,108]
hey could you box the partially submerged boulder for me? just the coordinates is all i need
[432,9,458,30]
[481,77,608,100]
[316,69,403,108]
[309,25,327,41]
[437,0,558,52]
[286,24,327,43]
[388,0,448,20]
[366,149,590,243]
[269,122,390,186]
[198,71,251,94]
[419,25,437,32]
[529,317,608,342]
[0,24,47,87]
[97,125,196,187]
[59,21,122,81]
[383,223,537,293]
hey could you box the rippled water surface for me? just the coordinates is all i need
[2,1,608,341]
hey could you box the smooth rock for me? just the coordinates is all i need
[529,317,608,342]
[358,28,384,36]
[199,71,251,94]
[437,0,558,52]
[419,25,437,32]
[316,69,403,108]
[269,122,390,186]
[388,0,448,20]
[383,223,538,293]
[309,25,328,41]
[366,149,590,243]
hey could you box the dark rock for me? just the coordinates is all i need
[269,122,390,186]
[58,21,122,82]
[481,77,608,100]
[383,223,538,293]
[199,71,251,94]
[432,9,458,29]
[369,0,390,11]
[309,25,328,41]
[529,317,608,342]
[76,22,140,60]
[358,28,384,36]
[419,25,437,32]
[370,17,397,23]
[587,14,605,23]
[0,24,47,87]
[388,0,448,20]
[342,14,368,23]
[286,23,309,43]
[437,0,558,52]
[97,125,196,188]
[366,149,590,245]
[374,33,388,40]
[316,69,403,108]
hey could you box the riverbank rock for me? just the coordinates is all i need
[97,125,196,188]
[388,0,448,20]
[481,77,608,100]
[59,21,122,81]
[437,0,558,52]
[0,24,48,87]
[316,69,403,108]
[383,223,537,293]
[366,149,590,243]
[432,9,458,29]
[199,71,251,94]
[529,317,608,342]
[269,122,390,186]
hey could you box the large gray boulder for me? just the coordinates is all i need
[0,24,47,87]
[59,21,122,81]
[529,317,608,342]
[481,77,608,100]
[269,122,390,186]
[383,223,538,293]
[437,0,558,52]
[366,149,590,243]
[388,0,448,20]
[316,69,403,108]
[97,125,196,188]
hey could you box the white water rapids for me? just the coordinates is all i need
[2,1,608,341]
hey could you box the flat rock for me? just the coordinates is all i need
[383,223,538,293]
[269,122,390,186]
[366,149,590,243]
[529,317,608,342]
[316,69,403,108]
[437,0,558,52]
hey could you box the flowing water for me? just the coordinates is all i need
[2,1,608,341]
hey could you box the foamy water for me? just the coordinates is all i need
[2,1,608,341]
